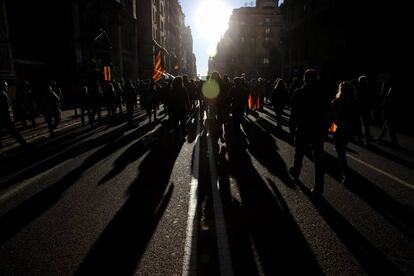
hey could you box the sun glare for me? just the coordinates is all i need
[195,0,232,56]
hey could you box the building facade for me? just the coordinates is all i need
[138,0,196,79]
[1,0,140,104]
[1,0,197,105]
[0,0,14,83]
[208,0,283,79]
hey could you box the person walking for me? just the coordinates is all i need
[169,77,190,140]
[330,81,360,184]
[289,69,330,195]
[375,77,399,147]
[43,83,62,136]
[0,80,30,153]
[271,78,288,128]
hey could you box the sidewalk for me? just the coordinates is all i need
[1,109,82,154]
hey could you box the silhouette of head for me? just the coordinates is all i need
[358,75,368,83]
[303,69,318,86]
[210,71,221,82]
[337,81,355,101]
[0,80,8,91]
[172,76,183,89]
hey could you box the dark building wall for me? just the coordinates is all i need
[281,0,412,133]
[3,0,140,106]
[0,0,15,81]
[280,0,404,84]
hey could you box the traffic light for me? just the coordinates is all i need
[103,66,112,81]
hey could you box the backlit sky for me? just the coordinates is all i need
[180,0,256,77]
[179,0,283,76]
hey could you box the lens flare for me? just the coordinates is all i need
[202,79,220,100]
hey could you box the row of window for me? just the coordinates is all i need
[239,17,272,25]
[240,36,272,43]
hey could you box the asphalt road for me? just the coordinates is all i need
[0,105,413,275]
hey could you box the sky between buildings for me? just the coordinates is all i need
[180,0,283,77]
[180,0,255,77]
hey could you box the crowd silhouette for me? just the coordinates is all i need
[0,67,406,196]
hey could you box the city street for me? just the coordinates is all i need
[1,105,413,275]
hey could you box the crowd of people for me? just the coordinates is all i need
[1,69,402,195]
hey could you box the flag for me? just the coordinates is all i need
[152,51,165,81]
[329,122,338,133]
[248,95,253,110]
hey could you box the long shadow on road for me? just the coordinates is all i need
[296,180,404,275]
[0,120,159,245]
[0,112,149,189]
[76,133,184,275]
[220,123,323,275]
[323,152,414,239]
[242,118,294,188]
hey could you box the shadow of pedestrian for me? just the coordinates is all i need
[186,111,203,144]
[242,117,294,188]
[254,116,294,146]
[364,143,414,170]
[0,122,158,245]
[323,152,414,239]
[0,112,150,189]
[76,134,184,275]
[98,122,168,185]
[296,180,404,275]
[220,131,323,275]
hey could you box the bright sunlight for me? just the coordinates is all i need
[195,0,232,56]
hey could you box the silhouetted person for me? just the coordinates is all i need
[0,80,30,151]
[114,82,123,114]
[43,83,62,135]
[355,75,373,143]
[104,82,116,117]
[124,80,137,125]
[79,86,90,125]
[170,76,190,140]
[144,80,158,122]
[230,77,249,135]
[89,81,103,126]
[289,69,330,195]
[330,81,359,184]
[16,80,37,127]
[287,77,301,108]
[271,78,288,128]
[376,78,399,147]
[209,71,225,142]
[50,81,64,110]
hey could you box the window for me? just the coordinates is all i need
[265,27,270,34]
[265,17,271,24]
[263,58,270,64]
[265,37,270,42]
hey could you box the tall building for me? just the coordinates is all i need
[2,0,197,105]
[1,0,140,104]
[0,0,14,83]
[208,0,283,79]
[138,0,197,79]
[182,26,197,78]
